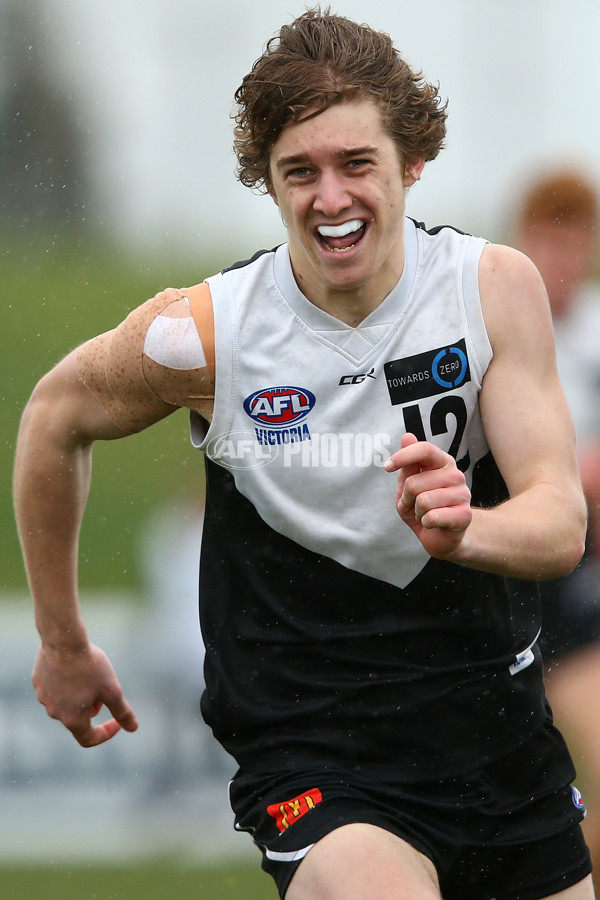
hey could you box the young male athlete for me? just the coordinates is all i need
[13,9,594,899]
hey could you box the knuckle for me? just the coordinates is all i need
[103,688,122,710]
[65,720,96,747]
[61,713,82,731]
[404,473,418,493]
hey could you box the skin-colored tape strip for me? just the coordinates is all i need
[186,283,215,380]
[77,289,186,433]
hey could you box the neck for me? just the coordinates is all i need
[288,239,406,326]
[298,286,391,326]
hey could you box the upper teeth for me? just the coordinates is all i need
[317,219,365,238]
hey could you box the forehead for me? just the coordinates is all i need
[270,99,394,165]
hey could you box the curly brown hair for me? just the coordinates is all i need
[233,7,447,193]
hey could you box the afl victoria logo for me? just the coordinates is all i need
[243,386,316,427]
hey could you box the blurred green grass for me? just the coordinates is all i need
[2,233,221,593]
[0,860,278,899]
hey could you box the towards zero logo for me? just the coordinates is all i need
[243,385,316,427]
[385,338,471,406]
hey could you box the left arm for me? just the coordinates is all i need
[385,243,587,579]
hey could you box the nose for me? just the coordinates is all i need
[313,171,354,217]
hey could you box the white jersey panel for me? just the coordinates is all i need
[198,218,491,589]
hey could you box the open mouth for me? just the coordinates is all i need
[316,218,367,253]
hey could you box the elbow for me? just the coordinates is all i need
[18,384,45,439]
[547,507,587,579]
[557,536,586,578]
[17,376,76,457]
[19,378,55,435]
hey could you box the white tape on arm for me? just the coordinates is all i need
[143,314,207,370]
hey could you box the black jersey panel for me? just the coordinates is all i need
[220,246,278,274]
[411,218,468,238]
[470,448,509,507]
[199,458,546,780]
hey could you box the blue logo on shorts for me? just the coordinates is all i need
[572,785,586,811]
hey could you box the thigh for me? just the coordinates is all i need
[229,768,441,899]
[545,643,600,772]
[542,873,596,899]
[286,822,441,900]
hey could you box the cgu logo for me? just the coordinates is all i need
[243,385,316,427]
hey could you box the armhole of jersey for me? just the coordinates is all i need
[186,282,215,379]
[462,238,492,382]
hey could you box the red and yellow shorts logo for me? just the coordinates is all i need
[267,788,323,833]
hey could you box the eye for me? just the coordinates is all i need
[346,158,370,172]
[287,167,314,181]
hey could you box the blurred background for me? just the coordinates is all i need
[2,0,600,896]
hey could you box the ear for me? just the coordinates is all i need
[265,166,278,206]
[403,157,425,187]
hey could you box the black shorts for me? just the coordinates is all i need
[229,724,591,900]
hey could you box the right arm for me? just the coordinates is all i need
[14,287,214,747]
[14,349,152,746]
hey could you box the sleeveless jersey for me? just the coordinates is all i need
[193,218,546,781]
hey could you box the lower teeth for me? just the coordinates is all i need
[323,232,362,252]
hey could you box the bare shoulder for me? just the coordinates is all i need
[75,287,215,434]
[141,284,215,417]
[478,242,553,352]
[479,242,547,306]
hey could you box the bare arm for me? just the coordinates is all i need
[14,288,214,746]
[14,349,148,745]
[386,244,587,579]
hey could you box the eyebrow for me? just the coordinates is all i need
[275,146,380,171]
